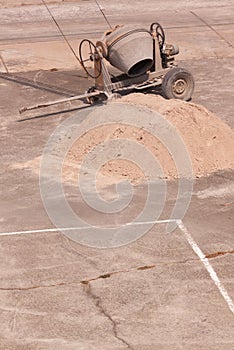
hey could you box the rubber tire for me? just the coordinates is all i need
[161,67,195,101]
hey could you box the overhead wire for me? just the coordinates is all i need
[94,0,112,29]
[41,0,83,67]
[41,0,112,80]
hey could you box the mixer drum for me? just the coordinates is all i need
[104,25,154,77]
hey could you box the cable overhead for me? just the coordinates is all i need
[94,0,112,29]
[41,0,82,67]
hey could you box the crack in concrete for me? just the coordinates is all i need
[80,265,156,285]
[0,280,72,291]
[0,259,197,292]
[83,282,134,350]
[205,249,234,259]
[0,265,154,291]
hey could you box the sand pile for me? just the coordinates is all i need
[62,94,234,184]
[120,94,234,176]
[17,94,234,185]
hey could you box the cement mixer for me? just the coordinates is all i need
[78,22,195,104]
[20,23,194,113]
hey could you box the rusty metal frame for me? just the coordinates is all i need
[19,30,176,114]
[94,35,171,95]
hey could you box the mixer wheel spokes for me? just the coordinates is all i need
[161,67,195,101]
[79,39,102,79]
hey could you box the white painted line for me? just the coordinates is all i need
[126,219,177,225]
[0,219,178,237]
[177,220,234,314]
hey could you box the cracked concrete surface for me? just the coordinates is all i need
[0,1,234,349]
[0,127,233,349]
[0,214,233,349]
[83,282,134,350]
[0,260,204,291]
[0,284,125,350]
[205,250,234,259]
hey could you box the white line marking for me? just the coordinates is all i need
[2,219,233,314]
[0,219,178,237]
[177,220,234,314]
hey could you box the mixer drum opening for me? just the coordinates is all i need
[104,26,154,77]
[128,58,153,77]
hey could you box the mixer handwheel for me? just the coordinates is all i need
[150,22,165,48]
[78,39,102,79]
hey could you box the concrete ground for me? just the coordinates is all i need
[0,1,234,349]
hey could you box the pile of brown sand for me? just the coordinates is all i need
[120,93,234,177]
[16,94,234,185]
[62,94,234,184]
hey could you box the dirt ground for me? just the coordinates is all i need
[0,0,80,8]
[1,66,234,349]
[0,1,234,349]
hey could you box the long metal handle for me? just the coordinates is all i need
[19,91,107,114]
